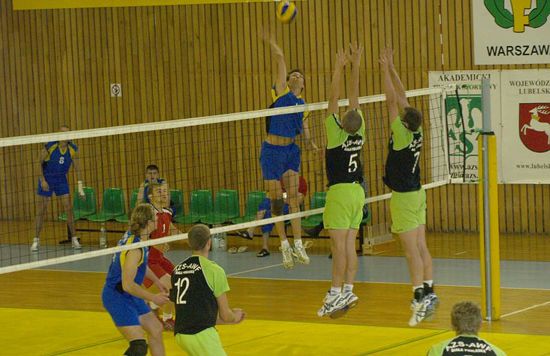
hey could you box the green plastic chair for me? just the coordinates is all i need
[231,191,267,224]
[59,187,97,221]
[115,189,139,223]
[87,188,126,222]
[302,191,327,228]
[170,189,184,219]
[202,189,240,225]
[174,190,213,224]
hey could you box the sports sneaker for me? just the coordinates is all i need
[161,318,175,331]
[342,291,359,310]
[424,293,440,320]
[280,245,294,269]
[317,292,348,318]
[31,238,40,252]
[72,236,82,250]
[409,297,431,327]
[256,249,270,257]
[293,244,310,265]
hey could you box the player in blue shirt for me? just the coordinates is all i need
[31,126,85,251]
[102,204,170,356]
[259,29,317,269]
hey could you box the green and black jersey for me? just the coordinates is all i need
[325,110,366,187]
[383,117,423,192]
[171,255,230,335]
[427,335,507,356]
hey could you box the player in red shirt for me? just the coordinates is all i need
[143,181,180,331]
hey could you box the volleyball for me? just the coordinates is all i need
[276,1,297,24]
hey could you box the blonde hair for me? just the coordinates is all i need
[188,224,211,250]
[451,301,482,335]
[129,204,154,236]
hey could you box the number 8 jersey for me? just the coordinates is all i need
[171,255,230,335]
[325,110,366,187]
[383,118,423,192]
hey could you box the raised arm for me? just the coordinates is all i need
[328,48,349,115]
[260,28,287,95]
[379,49,399,122]
[385,48,409,111]
[348,42,363,110]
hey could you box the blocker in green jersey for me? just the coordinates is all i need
[379,47,438,327]
[172,224,245,356]
[318,43,364,320]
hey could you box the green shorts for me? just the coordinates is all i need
[175,327,226,356]
[323,183,364,230]
[390,188,426,234]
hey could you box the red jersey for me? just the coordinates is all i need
[149,207,172,261]
[280,176,308,195]
[151,208,172,239]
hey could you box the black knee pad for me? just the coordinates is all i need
[124,339,148,356]
[271,198,285,216]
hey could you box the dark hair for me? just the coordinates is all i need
[402,107,422,132]
[146,164,159,172]
[286,68,304,81]
[342,110,362,134]
[188,224,211,250]
[129,204,154,236]
[451,301,482,335]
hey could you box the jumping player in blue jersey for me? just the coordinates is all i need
[31,125,85,251]
[259,28,317,269]
[102,204,170,356]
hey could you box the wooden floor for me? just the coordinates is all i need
[3,220,550,261]
[1,222,550,354]
[1,269,549,336]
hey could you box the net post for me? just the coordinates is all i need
[478,78,501,321]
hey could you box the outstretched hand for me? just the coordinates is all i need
[348,41,364,66]
[379,47,394,68]
[260,26,283,57]
[335,48,349,68]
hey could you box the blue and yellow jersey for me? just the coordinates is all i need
[104,232,149,290]
[42,141,77,178]
[266,86,309,138]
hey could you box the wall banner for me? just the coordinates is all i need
[500,70,550,183]
[472,0,550,65]
[429,71,502,183]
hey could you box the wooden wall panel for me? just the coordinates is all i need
[0,0,549,234]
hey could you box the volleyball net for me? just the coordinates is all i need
[0,86,454,274]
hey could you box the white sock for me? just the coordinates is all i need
[294,239,303,248]
[281,240,290,249]
[343,284,353,293]
[330,286,341,295]
[424,280,433,287]
[162,313,173,321]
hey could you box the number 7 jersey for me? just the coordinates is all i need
[171,255,230,334]
[325,110,366,187]
[383,118,423,192]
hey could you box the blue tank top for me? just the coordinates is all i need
[104,232,148,290]
[42,141,77,178]
[266,88,304,138]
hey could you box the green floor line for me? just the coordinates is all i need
[45,336,124,356]
[358,329,451,355]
